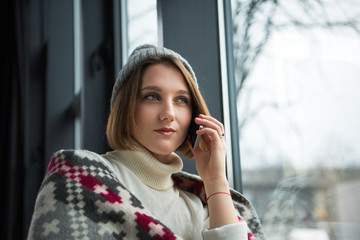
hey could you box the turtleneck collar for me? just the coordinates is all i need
[104,147,183,191]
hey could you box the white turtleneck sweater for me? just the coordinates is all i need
[102,149,248,240]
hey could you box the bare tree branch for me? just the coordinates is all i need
[233,0,360,134]
[233,0,360,96]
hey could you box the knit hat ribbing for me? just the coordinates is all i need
[110,44,198,109]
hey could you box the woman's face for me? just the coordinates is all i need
[133,63,192,163]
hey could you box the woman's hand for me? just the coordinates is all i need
[188,114,239,229]
[188,114,227,183]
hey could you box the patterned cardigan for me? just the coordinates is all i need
[27,149,265,240]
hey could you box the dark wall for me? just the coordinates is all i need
[2,1,114,239]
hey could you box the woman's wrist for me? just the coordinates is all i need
[203,177,230,196]
[204,177,238,229]
[206,192,232,203]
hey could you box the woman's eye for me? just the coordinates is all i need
[176,97,189,104]
[144,94,160,101]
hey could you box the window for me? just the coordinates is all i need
[232,0,360,239]
[123,0,158,57]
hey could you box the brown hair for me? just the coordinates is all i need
[106,56,210,158]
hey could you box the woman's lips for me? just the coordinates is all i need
[155,128,176,136]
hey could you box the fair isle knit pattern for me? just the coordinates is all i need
[28,150,265,240]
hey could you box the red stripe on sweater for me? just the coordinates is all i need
[135,212,177,240]
[48,156,123,204]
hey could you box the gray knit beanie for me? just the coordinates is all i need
[110,44,198,109]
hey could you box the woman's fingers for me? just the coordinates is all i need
[195,114,224,138]
[194,121,226,153]
[191,115,227,182]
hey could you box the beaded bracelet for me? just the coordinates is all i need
[206,192,232,203]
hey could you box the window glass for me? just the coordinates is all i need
[126,0,157,55]
[232,0,360,239]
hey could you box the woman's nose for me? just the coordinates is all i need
[159,100,175,121]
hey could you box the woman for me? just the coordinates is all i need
[28,45,265,239]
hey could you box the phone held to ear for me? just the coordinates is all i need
[193,125,203,149]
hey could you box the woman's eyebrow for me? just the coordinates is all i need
[177,90,191,96]
[141,86,190,95]
[141,86,161,92]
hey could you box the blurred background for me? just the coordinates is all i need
[2,0,359,239]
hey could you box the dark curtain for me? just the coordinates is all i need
[1,0,40,239]
[1,0,116,238]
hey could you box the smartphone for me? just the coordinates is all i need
[193,125,203,149]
